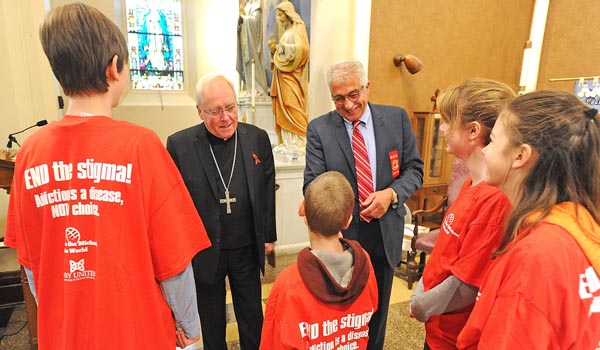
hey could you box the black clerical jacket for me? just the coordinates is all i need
[166,122,277,283]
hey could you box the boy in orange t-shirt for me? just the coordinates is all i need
[261,171,378,350]
[4,3,211,349]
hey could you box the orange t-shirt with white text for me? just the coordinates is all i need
[261,251,379,350]
[422,178,510,350]
[458,222,600,349]
[5,116,210,350]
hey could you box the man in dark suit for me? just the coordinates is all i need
[304,60,424,350]
[166,73,276,350]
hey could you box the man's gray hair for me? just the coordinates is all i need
[326,60,368,93]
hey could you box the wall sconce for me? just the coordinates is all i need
[393,54,424,74]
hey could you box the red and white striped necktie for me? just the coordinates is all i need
[352,121,373,222]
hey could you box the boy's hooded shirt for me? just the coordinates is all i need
[260,238,378,349]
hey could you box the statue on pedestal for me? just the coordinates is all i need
[268,0,309,162]
[237,0,268,97]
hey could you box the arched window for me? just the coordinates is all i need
[126,0,184,90]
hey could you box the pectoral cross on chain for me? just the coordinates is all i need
[209,131,239,215]
[220,190,237,214]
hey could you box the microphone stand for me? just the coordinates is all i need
[6,135,21,149]
[5,120,48,153]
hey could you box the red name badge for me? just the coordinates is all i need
[389,150,400,178]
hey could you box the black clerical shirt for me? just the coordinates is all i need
[207,131,255,249]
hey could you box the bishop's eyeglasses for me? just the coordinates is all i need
[201,103,238,118]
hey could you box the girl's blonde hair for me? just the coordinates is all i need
[438,78,516,145]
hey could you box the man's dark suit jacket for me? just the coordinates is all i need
[166,122,276,284]
[304,103,424,268]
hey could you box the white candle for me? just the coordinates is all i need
[524,0,549,93]
[251,59,256,107]
[519,45,530,89]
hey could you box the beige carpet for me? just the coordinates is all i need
[0,305,28,350]
[0,303,425,350]
[385,301,426,350]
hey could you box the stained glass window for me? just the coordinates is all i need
[126,0,184,90]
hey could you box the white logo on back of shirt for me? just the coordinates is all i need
[69,259,85,273]
[63,227,97,281]
[64,226,97,254]
[65,227,80,243]
[579,266,600,316]
[64,258,95,281]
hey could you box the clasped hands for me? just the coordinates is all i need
[360,188,395,220]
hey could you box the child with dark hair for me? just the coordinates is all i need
[261,171,378,349]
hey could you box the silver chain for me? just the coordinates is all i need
[208,131,238,192]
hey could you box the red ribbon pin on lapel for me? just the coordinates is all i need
[253,153,261,164]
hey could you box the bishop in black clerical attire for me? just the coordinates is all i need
[166,73,276,350]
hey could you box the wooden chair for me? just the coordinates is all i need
[415,159,469,253]
[398,196,448,289]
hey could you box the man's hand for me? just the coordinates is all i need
[360,188,394,219]
[265,242,275,255]
[176,328,200,349]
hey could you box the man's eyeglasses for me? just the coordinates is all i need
[201,103,238,118]
[332,87,364,106]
